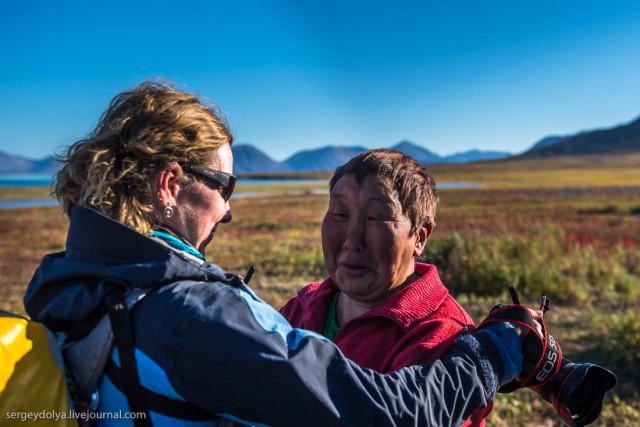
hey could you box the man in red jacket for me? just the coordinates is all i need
[281,148,490,426]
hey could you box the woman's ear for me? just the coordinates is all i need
[156,163,183,208]
[413,223,433,257]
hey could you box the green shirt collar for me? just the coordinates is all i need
[323,290,341,341]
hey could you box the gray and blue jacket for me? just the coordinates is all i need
[24,206,516,427]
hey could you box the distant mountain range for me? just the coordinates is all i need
[0,152,60,175]
[231,144,292,173]
[233,142,511,173]
[529,136,567,151]
[283,145,369,172]
[2,115,640,174]
[516,116,640,159]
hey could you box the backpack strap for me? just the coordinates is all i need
[106,289,153,427]
[105,287,215,424]
[0,308,28,320]
[63,314,113,403]
[65,284,215,425]
[63,289,149,404]
[103,359,214,420]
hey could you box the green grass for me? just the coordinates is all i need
[423,228,640,304]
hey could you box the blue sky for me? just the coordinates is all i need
[2,1,640,161]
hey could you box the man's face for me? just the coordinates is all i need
[321,174,420,305]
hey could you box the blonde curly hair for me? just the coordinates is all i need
[53,80,233,234]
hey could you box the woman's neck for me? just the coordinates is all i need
[335,272,421,327]
[335,293,370,327]
[155,225,193,246]
[152,225,205,261]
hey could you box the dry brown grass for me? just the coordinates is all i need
[428,153,640,189]
[0,207,67,312]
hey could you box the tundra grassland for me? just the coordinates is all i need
[1,154,639,426]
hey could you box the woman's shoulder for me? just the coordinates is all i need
[279,279,335,328]
[303,279,340,309]
[142,275,249,318]
[404,262,475,327]
[297,280,325,295]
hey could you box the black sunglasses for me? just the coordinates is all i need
[182,163,237,201]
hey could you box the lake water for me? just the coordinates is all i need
[0,175,328,188]
[0,174,54,187]
[0,175,482,209]
[0,175,330,209]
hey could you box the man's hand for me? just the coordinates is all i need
[511,308,544,341]
[477,303,562,393]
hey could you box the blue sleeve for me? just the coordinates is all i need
[474,322,523,383]
[163,285,503,427]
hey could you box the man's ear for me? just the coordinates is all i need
[413,223,433,257]
[156,163,183,208]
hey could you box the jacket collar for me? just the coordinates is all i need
[24,205,242,329]
[66,205,174,264]
[298,263,449,331]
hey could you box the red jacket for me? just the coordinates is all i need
[280,262,490,426]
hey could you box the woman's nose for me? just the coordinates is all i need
[220,206,232,223]
[343,219,365,252]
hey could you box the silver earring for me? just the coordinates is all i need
[164,205,174,218]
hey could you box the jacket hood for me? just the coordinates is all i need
[24,205,241,332]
